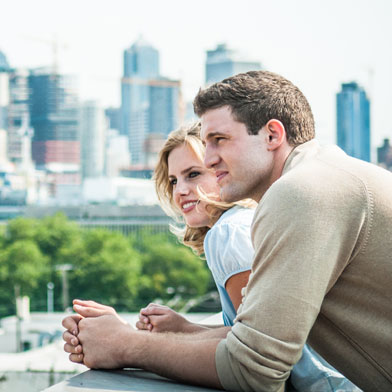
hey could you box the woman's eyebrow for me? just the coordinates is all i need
[180,166,203,175]
[169,166,203,178]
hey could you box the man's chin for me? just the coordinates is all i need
[220,186,241,203]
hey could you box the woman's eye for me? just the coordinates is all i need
[170,178,177,186]
[189,171,200,179]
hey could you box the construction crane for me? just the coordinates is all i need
[19,33,68,75]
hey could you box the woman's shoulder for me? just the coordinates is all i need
[213,206,255,229]
[204,206,255,255]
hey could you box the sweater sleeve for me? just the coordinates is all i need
[214,172,368,392]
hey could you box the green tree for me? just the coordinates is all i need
[136,232,210,306]
[0,239,49,314]
[68,229,142,310]
[4,217,40,244]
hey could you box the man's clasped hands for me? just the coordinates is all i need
[62,299,195,369]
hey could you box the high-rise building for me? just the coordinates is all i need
[0,52,30,165]
[105,107,121,132]
[123,38,159,80]
[7,69,30,163]
[205,43,262,85]
[29,69,80,169]
[377,138,392,171]
[0,72,8,131]
[80,101,106,179]
[0,51,10,132]
[337,82,371,162]
[121,38,181,166]
[0,51,10,72]
[105,129,131,177]
[0,129,7,165]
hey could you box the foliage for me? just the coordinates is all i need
[136,232,210,303]
[68,229,142,309]
[0,215,212,317]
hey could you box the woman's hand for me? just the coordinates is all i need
[136,303,193,333]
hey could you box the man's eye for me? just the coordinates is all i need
[189,171,200,179]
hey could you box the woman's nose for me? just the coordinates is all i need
[174,181,190,197]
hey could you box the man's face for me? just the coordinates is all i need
[200,106,274,203]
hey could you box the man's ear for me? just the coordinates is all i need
[265,119,286,151]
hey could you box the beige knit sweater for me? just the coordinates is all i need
[215,140,392,392]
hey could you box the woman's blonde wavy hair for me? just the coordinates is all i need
[154,122,255,256]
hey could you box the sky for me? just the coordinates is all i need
[1,0,391,157]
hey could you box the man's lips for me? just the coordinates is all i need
[216,171,228,183]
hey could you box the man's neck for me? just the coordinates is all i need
[253,144,295,203]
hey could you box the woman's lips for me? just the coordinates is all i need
[181,200,198,213]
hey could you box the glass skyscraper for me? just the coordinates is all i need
[0,51,10,72]
[123,38,159,79]
[29,70,80,168]
[336,82,371,162]
[121,38,180,166]
[205,43,262,85]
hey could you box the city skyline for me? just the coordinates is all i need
[1,0,391,156]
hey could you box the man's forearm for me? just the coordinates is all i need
[191,325,231,339]
[123,329,223,389]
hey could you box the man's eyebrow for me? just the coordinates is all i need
[204,131,225,140]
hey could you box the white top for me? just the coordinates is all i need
[203,206,254,326]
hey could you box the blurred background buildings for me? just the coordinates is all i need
[0,41,390,212]
[121,37,181,171]
[205,43,262,85]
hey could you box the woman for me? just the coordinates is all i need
[71,122,359,391]
[135,121,255,332]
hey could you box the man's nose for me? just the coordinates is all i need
[204,145,219,169]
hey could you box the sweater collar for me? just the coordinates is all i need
[282,139,320,176]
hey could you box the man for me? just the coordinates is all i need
[63,71,392,391]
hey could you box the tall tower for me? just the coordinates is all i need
[205,43,262,85]
[377,139,392,171]
[0,51,31,165]
[337,82,371,162]
[121,38,180,167]
[123,38,159,80]
[0,50,10,131]
[29,69,80,169]
[80,101,106,179]
[7,69,30,164]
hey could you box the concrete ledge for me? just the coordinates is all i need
[43,368,222,391]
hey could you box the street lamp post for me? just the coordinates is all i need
[55,264,73,311]
[47,282,54,312]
